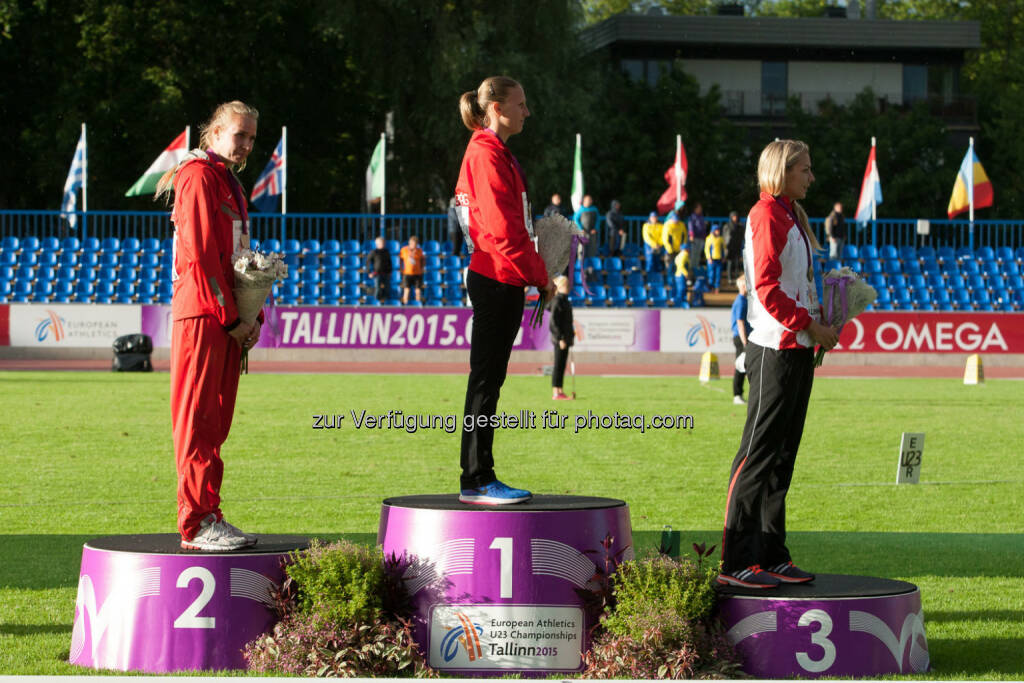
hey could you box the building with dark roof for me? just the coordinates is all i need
[581,10,981,130]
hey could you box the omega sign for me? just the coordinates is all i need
[836,313,1017,354]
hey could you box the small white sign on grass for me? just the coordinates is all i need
[897,432,925,484]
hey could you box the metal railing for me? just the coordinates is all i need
[1,210,1021,251]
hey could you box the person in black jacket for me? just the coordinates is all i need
[605,200,626,257]
[549,275,575,400]
[366,236,392,302]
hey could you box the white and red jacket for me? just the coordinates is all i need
[454,129,548,288]
[743,192,820,349]
[171,151,256,329]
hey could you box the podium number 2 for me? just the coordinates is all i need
[796,609,835,673]
[174,567,216,629]
[489,537,513,598]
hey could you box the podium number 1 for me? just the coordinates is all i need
[489,537,513,598]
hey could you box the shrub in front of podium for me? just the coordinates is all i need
[583,554,742,678]
[243,540,435,677]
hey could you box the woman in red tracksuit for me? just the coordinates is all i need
[157,100,263,551]
[454,76,555,505]
[719,139,839,588]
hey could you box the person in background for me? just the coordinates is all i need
[156,100,262,552]
[723,211,744,282]
[642,211,663,273]
[455,75,555,505]
[544,193,569,218]
[662,208,686,273]
[673,247,690,306]
[549,275,575,400]
[605,199,626,257]
[366,235,392,302]
[730,272,751,405]
[447,197,464,256]
[705,225,725,293]
[400,235,425,304]
[825,201,846,260]
[574,194,600,260]
[688,202,708,269]
[719,139,839,589]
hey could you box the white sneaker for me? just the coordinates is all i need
[220,518,258,546]
[733,395,746,405]
[181,514,250,551]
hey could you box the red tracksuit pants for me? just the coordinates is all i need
[171,316,241,540]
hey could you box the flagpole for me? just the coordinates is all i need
[870,136,876,247]
[968,136,975,250]
[185,125,191,151]
[675,135,682,209]
[281,126,288,214]
[81,123,88,240]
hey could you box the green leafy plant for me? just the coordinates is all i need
[285,539,387,626]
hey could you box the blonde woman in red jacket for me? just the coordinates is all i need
[454,76,555,505]
[719,139,838,588]
[157,101,262,550]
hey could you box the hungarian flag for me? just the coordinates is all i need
[125,128,189,196]
[947,139,993,219]
[656,135,687,215]
[855,138,882,223]
[570,133,584,212]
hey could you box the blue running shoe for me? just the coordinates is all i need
[459,480,532,505]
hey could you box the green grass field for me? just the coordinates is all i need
[1,370,1022,678]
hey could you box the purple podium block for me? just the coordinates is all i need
[69,534,309,673]
[718,574,929,678]
[377,494,633,674]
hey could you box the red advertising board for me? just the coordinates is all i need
[0,304,8,346]
[835,311,1024,353]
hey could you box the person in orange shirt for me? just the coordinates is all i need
[400,235,425,304]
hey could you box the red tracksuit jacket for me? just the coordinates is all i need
[455,129,548,288]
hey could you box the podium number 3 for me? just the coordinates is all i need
[489,537,513,598]
[174,567,216,629]
[796,609,836,672]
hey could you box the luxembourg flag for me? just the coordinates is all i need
[251,128,287,213]
[570,133,584,212]
[947,137,993,220]
[855,137,882,224]
[656,135,687,215]
[125,128,189,196]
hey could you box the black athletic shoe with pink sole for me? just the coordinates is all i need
[765,561,815,583]
[716,565,781,589]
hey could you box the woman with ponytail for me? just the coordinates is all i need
[454,76,555,505]
[719,139,838,588]
[162,101,263,550]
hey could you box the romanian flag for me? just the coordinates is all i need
[947,141,993,219]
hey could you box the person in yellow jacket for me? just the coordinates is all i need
[642,211,663,273]
[705,225,725,293]
[673,248,690,305]
[661,211,686,273]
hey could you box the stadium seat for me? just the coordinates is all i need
[908,274,927,291]
[121,252,140,269]
[282,239,301,255]
[322,239,342,256]
[21,236,39,253]
[339,254,360,270]
[121,237,141,255]
[40,236,60,252]
[140,237,161,255]
[386,239,400,255]
[61,236,81,253]
[301,253,319,270]
[893,288,913,309]
[648,272,665,288]
[1003,262,1020,277]
[138,252,159,269]
[881,259,900,275]
[0,252,16,268]
[301,239,321,254]
[993,288,1012,306]
[947,274,967,291]
[442,255,461,272]
[444,269,463,285]
[649,286,669,307]
[902,259,921,275]
[115,280,135,302]
[423,240,441,255]
[280,282,299,304]
[1008,275,1024,291]
[898,245,916,262]
[937,246,956,264]
[968,274,987,291]
[1,236,18,252]
[954,246,974,262]
[80,252,99,268]
[425,285,445,306]
[342,284,362,304]
[623,256,641,271]
[158,280,173,300]
[976,246,995,262]
[322,284,342,304]
[863,259,883,275]
[628,285,648,307]
[961,260,980,276]
[921,259,941,277]
[99,252,119,268]
[584,256,602,272]
[444,285,463,304]
[337,270,358,286]
[626,271,645,288]
[74,281,94,302]
[605,257,623,272]
[824,258,842,272]
[842,244,859,261]
[100,236,120,253]
[424,271,443,285]
[918,246,936,261]
[38,251,59,268]
[971,289,991,307]
[0,265,13,281]
[322,269,341,285]
[605,271,624,287]
[845,260,863,273]
[97,267,118,283]
[867,273,886,291]
[887,274,907,291]
[15,265,34,281]
[911,289,931,308]
[981,260,1001,277]
[587,285,607,307]
[988,275,1006,291]
[300,282,320,303]
[320,254,340,272]
[260,238,281,253]
[569,286,585,307]
[79,236,100,254]
[12,280,32,302]
[425,255,441,271]
[55,251,76,269]
[933,289,951,308]
[56,266,76,282]
[342,239,362,256]
[32,280,53,302]
[136,282,157,303]
[925,274,944,291]
[301,268,321,284]
[874,288,892,305]
[17,251,38,267]
[623,243,641,258]
[608,285,628,307]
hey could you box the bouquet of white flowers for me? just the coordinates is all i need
[529,213,586,327]
[815,266,877,367]
[231,248,288,372]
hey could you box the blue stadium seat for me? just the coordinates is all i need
[322,284,342,304]
[301,253,320,270]
[628,285,648,307]
[954,246,974,262]
[442,255,461,272]
[898,245,916,262]
[425,255,441,271]
[97,267,118,283]
[322,269,341,285]
[342,284,362,304]
[283,253,299,272]
[626,271,645,288]
[841,244,859,260]
[937,246,956,264]
[971,289,991,306]
[302,239,321,254]
[74,281,94,302]
[867,273,886,290]
[40,236,60,252]
[322,239,342,256]
[650,286,669,307]
[80,252,99,269]
[947,274,967,291]
[444,269,462,285]
[0,252,16,268]
[56,266,76,282]
[386,239,400,255]
[121,237,141,255]
[139,253,159,269]
[444,285,463,304]
[56,251,77,268]
[259,238,281,253]
[279,282,299,304]
[115,280,135,302]
[859,244,878,261]
[388,271,401,284]
[101,236,120,253]
[341,254,361,270]
[933,288,950,305]
[301,282,321,303]
[993,246,1013,263]
[140,237,160,255]
[569,286,585,307]
[605,257,623,272]
[968,274,987,291]
[136,282,157,303]
[61,236,81,253]
[425,285,445,306]
[1,236,18,252]
[981,260,1001,277]
[12,280,32,302]
[587,285,607,307]
[121,252,140,269]
[921,259,941,276]
[301,268,321,284]
[888,274,907,291]
[0,265,13,281]
[342,270,361,285]
[321,254,341,271]
[423,240,441,255]
[1003,261,1021,277]
[341,239,362,256]
[917,246,936,261]
[38,251,59,268]
[993,288,1012,306]
[893,288,913,310]
[845,260,863,273]
[608,285,628,307]
[282,239,301,255]
[605,271,624,287]
[584,256,602,272]
[424,271,443,285]
[902,259,921,275]
[158,280,173,301]
[907,274,927,290]
[572,270,583,287]
[911,289,931,307]
[32,280,53,301]
[863,259,883,275]
[389,255,401,271]
[884,260,903,276]
[100,252,119,268]
[988,275,1006,291]
[976,246,996,262]
[624,256,641,271]
[1008,275,1024,291]
[81,236,100,253]
[648,272,665,288]
[21,236,39,253]
[17,251,38,267]
[961,260,980,276]
[824,258,842,272]
[15,265,34,281]
[874,288,892,305]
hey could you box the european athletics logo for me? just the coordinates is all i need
[34,310,66,342]
[439,611,484,663]
[685,315,716,348]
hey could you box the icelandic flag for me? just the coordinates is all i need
[62,126,86,228]
[947,141,993,219]
[656,135,687,215]
[250,136,285,212]
[855,140,882,224]
[570,134,584,212]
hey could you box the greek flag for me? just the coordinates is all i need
[62,126,86,228]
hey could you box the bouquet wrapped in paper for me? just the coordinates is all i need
[231,248,288,372]
[529,213,586,327]
[815,266,876,367]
